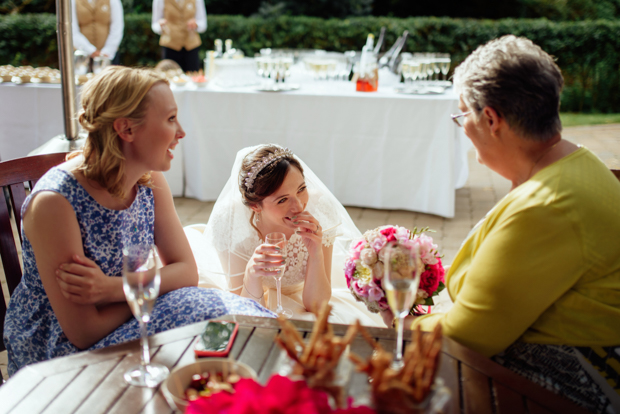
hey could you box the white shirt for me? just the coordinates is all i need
[72,0,124,59]
[151,0,207,35]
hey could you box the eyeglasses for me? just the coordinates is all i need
[450,111,472,127]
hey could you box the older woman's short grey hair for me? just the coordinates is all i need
[453,35,564,142]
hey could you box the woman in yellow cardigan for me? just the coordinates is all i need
[390,35,620,413]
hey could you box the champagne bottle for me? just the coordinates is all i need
[356,33,378,92]
[224,39,232,57]
[214,39,223,58]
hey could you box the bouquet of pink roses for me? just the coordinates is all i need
[344,225,445,315]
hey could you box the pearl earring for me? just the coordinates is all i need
[256,211,261,224]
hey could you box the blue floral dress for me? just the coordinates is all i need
[3,167,275,376]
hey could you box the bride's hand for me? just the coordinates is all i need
[291,212,323,255]
[244,244,284,300]
[247,244,285,280]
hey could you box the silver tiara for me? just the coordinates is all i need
[244,147,294,191]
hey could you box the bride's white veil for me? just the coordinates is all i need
[186,144,361,292]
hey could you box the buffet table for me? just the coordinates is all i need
[0,80,470,217]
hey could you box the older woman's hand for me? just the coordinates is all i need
[55,254,118,306]
[380,308,418,328]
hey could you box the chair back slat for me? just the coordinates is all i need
[9,183,28,243]
[0,296,6,353]
[0,199,21,296]
[0,152,68,368]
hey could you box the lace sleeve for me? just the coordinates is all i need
[321,222,342,247]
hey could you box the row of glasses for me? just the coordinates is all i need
[255,55,294,86]
[401,53,451,85]
[302,50,351,81]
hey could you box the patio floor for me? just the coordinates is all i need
[2,123,619,380]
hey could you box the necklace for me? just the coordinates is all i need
[527,140,561,182]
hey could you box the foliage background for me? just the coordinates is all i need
[2,0,620,19]
[1,14,619,112]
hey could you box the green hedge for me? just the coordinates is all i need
[1,14,620,112]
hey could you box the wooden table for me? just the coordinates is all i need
[0,315,590,414]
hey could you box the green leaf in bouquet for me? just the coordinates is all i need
[436,281,446,294]
[423,296,435,306]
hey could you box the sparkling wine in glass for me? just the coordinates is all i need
[122,244,169,387]
[438,54,451,81]
[383,241,421,370]
[265,232,292,319]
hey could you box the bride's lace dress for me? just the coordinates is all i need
[185,225,385,327]
[184,145,386,327]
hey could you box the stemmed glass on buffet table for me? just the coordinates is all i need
[399,53,451,94]
[122,244,169,388]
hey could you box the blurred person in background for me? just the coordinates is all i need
[151,0,206,72]
[72,0,124,65]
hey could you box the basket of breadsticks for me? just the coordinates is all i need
[274,303,359,409]
[349,323,450,414]
[275,303,449,413]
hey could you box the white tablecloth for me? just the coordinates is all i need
[0,81,470,217]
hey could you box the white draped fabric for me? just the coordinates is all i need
[0,81,470,217]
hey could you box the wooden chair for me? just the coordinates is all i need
[0,153,67,382]
[612,169,620,181]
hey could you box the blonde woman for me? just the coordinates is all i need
[3,66,273,376]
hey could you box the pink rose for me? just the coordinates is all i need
[344,259,356,286]
[371,235,387,253]
[367,279,384,303]
[415,234,439,265]
[380,226,398,242]
[395,226,410,242]
[352,280,369,298]
[419,259,445,295]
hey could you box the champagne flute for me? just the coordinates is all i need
[122,244,169,387]
[383,241,421,370]
[438,53,451,81]
[265,232,292,319]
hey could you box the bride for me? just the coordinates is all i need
[185,144,385,326]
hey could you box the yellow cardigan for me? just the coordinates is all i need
[413,147,620,357]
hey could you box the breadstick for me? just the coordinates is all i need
[357,322,381,351]
[301,303,331,363]
[275,336,301,363]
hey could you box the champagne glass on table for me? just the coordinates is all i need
[122,244,169,387]
[438,53,451,81]
[383,241,421,370]
[265,232,292,319]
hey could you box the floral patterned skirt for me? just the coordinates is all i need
[492,342,618,413]
[5,287,275,376]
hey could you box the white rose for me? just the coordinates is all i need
[360,248,378,266]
